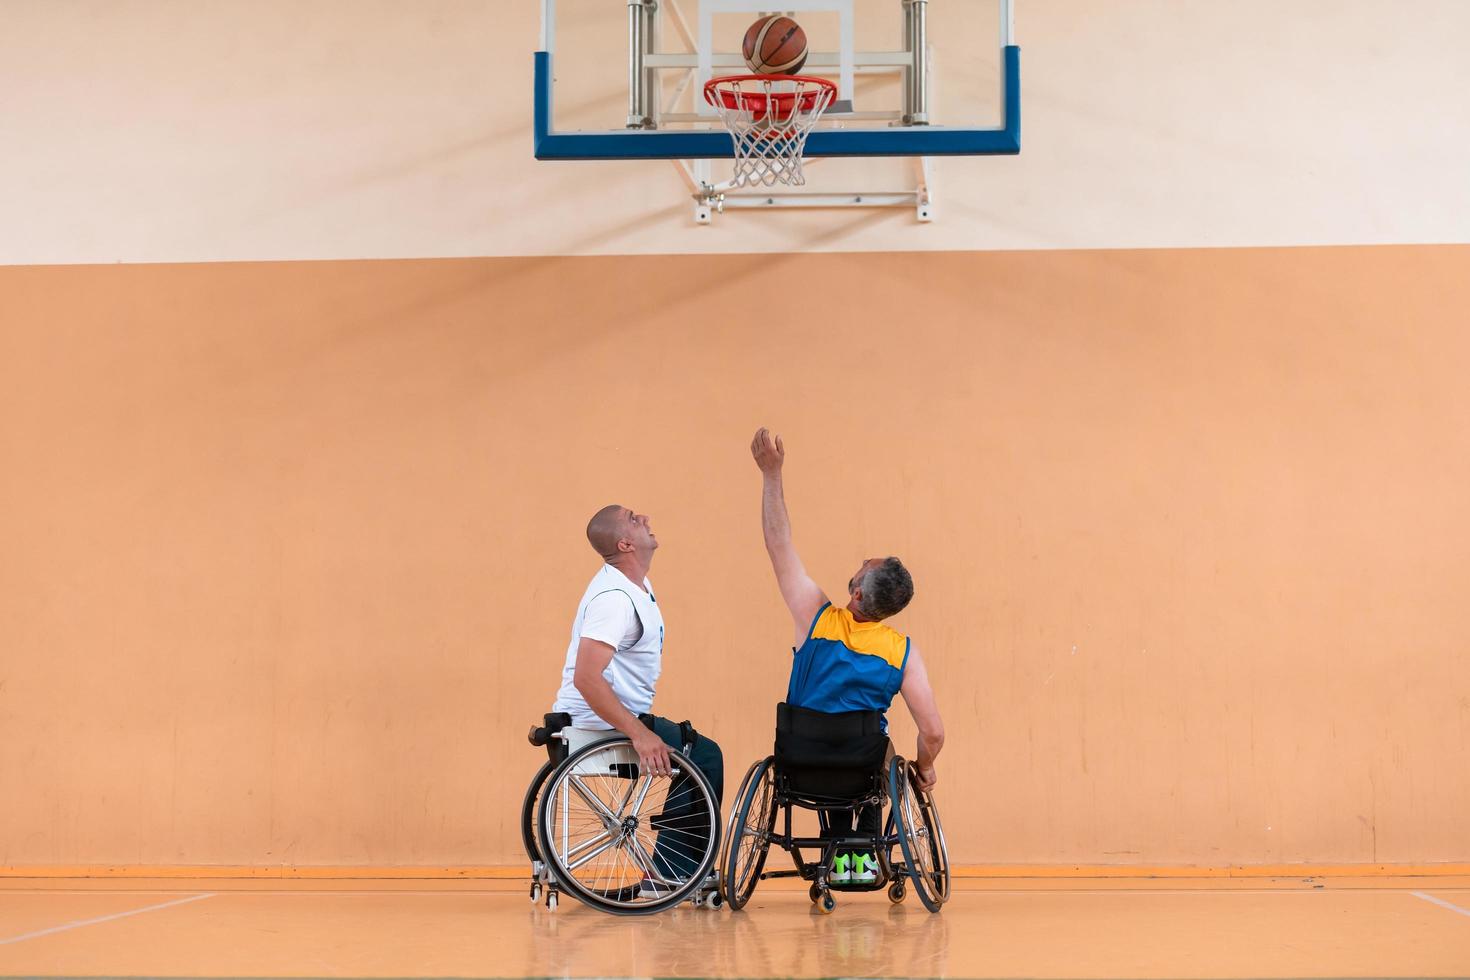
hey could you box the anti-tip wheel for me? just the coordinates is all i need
[545,891,558,912]
[529,881,542,903]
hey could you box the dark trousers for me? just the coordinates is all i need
[646,715,723,879]
[823,803,882,840]
[820,734,892,845]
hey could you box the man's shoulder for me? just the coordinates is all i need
[585,588,637,612]
[809,607,909,669]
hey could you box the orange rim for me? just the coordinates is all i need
[703,74,837,115]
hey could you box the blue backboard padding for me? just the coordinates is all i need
[533,47,1020,160]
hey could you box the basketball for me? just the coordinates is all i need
[742,15,808,75]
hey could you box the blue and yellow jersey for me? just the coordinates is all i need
[787,602,909,723]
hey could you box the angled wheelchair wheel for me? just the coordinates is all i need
[719,756,757,876]
[889,757,950,913]
[720,756,777,910]
[521,759,556,864]
[538,737,720,915]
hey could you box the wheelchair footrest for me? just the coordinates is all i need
[828,878,891,892]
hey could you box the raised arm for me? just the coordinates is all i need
[750,427,828,645]
[898,642,945,790]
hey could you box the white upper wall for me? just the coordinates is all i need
[1,0,1467,264]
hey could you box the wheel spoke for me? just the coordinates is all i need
[623,773,657,819]
[564,827,615,863]
[569,775,619,823]
[566,831,622,871]
[543,742,717,910]
[624,835,660,881]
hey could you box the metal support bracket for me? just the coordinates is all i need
[678,158,936,224]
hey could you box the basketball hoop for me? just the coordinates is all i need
[703,75,837,188]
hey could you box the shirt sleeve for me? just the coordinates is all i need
[579,591,639,650]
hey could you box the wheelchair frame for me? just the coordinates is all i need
[523,713,723,915]
[720,752,950,913]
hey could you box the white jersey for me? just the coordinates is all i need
[552,564,664,730]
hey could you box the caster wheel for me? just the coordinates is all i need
[809,883,823,904]
[817,891,837,915]
[546,892,558,912]
[529,881,542,903]
[887,882,906,904]
[704,890,724,910]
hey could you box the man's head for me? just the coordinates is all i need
[586,504,658,564]
[847,556,914,621]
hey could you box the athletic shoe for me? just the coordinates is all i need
[638,875,682,898]
[851,852,878,884]
[830,851,852,884]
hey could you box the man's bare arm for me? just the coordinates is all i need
[899,642,945,791]
[571,638,671,777]
[750,427,828,645]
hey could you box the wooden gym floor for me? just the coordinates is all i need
[2,875,1468,978]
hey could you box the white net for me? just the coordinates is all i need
[704,75,837,188]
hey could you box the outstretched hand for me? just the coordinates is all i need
[751,426,785,474]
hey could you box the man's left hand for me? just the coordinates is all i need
[751,426,785,473]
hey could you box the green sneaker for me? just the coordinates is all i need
[851,852,878,884]
[830,851,852,884]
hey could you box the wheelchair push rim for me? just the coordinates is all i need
[537,736,720,915]
[889,757,950,912]
[721,755,778,910]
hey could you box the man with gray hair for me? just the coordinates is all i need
[750,427,945,885]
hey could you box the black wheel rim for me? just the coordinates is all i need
[521,759,555,863]
[722,756,776,909]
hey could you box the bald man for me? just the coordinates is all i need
[550,504,723,885]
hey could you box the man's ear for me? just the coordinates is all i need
[617,536,634,554]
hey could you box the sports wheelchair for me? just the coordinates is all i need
[719,702,950,913]
[523,712,722,915]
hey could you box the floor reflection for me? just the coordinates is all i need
[526,888,951,979]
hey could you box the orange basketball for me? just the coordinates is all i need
[742,15,808,75]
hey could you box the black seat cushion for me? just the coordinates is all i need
[774,702,889,800]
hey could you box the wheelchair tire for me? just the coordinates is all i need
[719,755,759,875]
[521,759,556,864]
[538,736,720,916]
[720,756,777,910]
[889,757,950,913]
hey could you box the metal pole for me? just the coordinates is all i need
[904,0,928,125]
[646,1,661,128]
[627,0,651,128]
[901,0,913,122]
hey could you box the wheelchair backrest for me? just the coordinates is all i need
[773,702,891,801]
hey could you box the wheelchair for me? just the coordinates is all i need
[719,702,950,914]
[522,712,723,915]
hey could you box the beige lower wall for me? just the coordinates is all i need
[2,245,1468,869]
